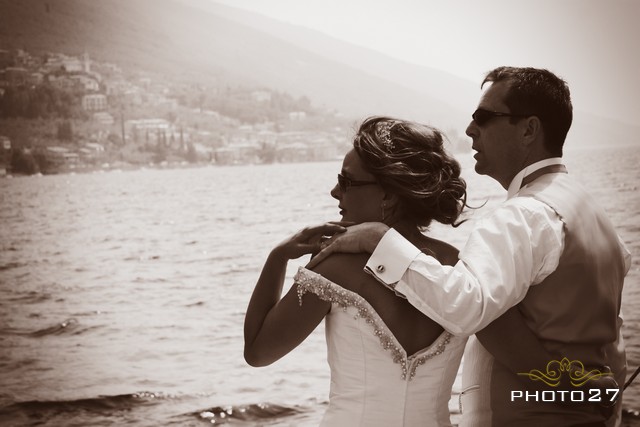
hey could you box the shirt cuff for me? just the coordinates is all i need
[365,228,421,286]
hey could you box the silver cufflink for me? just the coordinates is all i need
[376,265,385,273]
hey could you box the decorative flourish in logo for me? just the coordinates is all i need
[518,357,613,387]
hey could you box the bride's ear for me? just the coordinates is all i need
[382,192,400,214]
[381,192,400,224]
[383,192,399,205]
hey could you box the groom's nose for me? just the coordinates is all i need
[465,120,478,138]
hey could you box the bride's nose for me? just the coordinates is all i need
[330,183,341,200]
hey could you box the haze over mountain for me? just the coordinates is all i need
[1,0,638,147]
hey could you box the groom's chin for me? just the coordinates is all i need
[473,159,486,175]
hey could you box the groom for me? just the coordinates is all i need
[310,66,630,426]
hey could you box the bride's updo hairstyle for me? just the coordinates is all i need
[353,116,467,228]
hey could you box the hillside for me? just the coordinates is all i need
[0,0,464,125]
[1,0,638,146]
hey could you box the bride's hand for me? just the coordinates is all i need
[272,222,351,261]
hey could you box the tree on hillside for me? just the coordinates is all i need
[10,149,39,175]
[0,84,80,119]
[57,120,73,141]
[185,142,198,163]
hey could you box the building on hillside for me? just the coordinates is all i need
[125,118,171,133]
[45,54,84,73]
[0,136,11,168]
[2,67,28,86]
[288,111,307,121]
[202,110,221,119]
[0,49,11,68]
[13,49,33,67]
[99,62,121,75]
[92,112,115,125]
[251,90,272,103]
[71,75,100,92]
[28,72,44,86]
[0,135,9,171]
[79,143,105,163]
[82,94,108,111]
[49,75,80,91]
[256,130,277,145]
[82,52,91,73]
[213,142,261,165]
[125,119,173,144]
[277,142,309,162]
[0,136,11,150]
[309,143,338,161]
[84,142,105,152]
[42,146,79,168]
[143,92,177,109]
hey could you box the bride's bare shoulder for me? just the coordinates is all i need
[307,253,370,291]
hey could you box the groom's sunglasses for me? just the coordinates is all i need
[337,173,377,192]
[472,108,532,126]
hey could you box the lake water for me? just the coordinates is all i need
[1,145,639,426]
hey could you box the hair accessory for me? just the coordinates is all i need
[376,122,394,151]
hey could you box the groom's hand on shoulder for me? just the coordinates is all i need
[308,222,389,269]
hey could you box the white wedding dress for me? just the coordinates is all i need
[294,267,467,427]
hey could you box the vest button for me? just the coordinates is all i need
[376,265,385,273]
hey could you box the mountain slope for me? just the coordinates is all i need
[177,0,640,147]
[0,0,638,146]
[0,0,466,126]
[178,0,480,112]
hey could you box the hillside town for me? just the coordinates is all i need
[0,48,354,175]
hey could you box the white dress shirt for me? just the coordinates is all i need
[365,158,632,336]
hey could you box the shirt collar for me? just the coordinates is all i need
[507,157,564,199]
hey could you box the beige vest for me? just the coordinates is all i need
[489,172,627,426]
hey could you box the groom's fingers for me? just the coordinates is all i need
[328,221,356,227]
[301,222,348,242]
[307,235,351,268]
[322,223,349,235]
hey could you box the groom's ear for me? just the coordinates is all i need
[521,116,542,146]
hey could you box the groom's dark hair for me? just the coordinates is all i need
[483,66,573,156]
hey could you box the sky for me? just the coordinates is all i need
[212,0,640,126]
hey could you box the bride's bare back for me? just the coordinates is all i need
[312,234,458,356]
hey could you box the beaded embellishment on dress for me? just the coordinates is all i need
[294,267,451,380]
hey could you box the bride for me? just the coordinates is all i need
[244,116,468,426]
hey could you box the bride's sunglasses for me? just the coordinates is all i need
[337,173,377,192]
[472,108,532,126]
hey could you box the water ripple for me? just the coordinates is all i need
[18,318,80,338]
[193,402,308,424]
